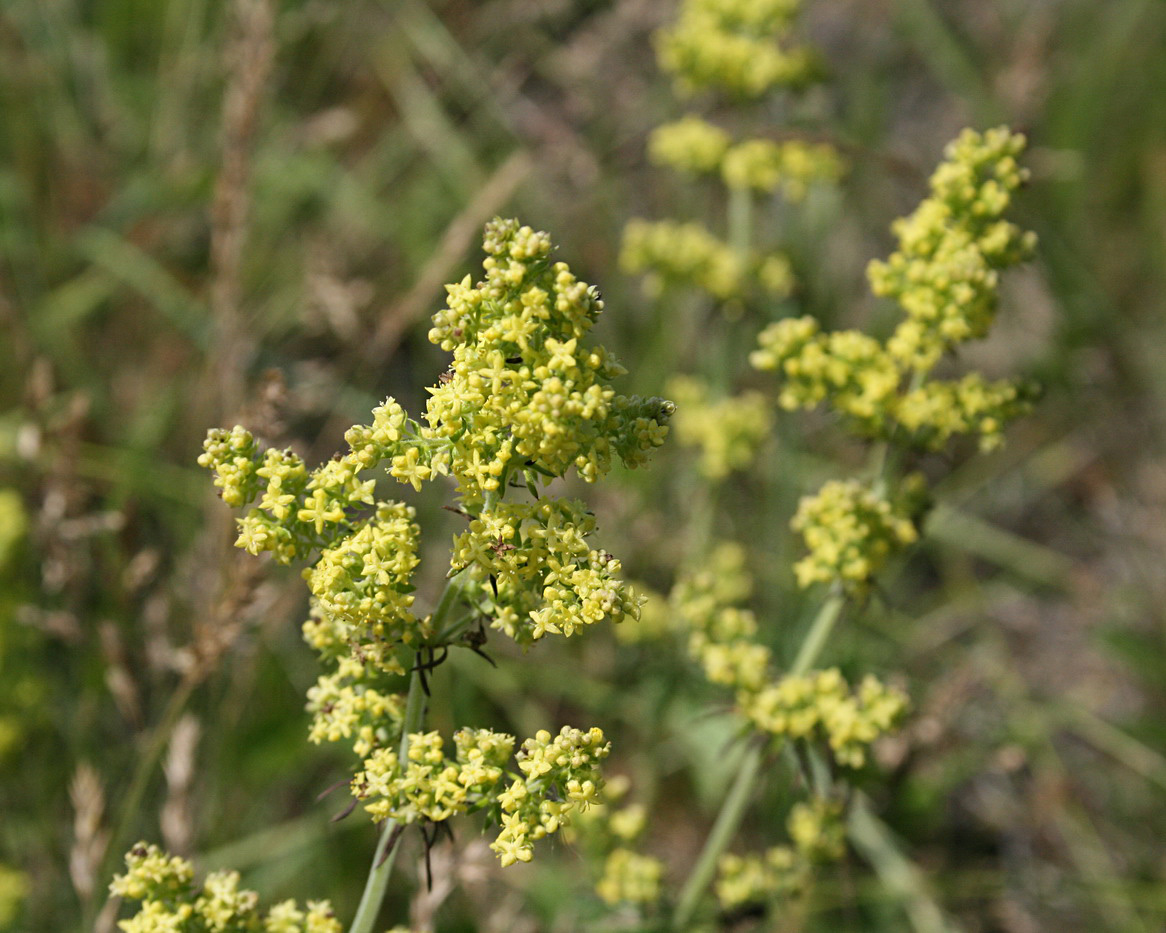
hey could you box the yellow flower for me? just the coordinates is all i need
[740,669,908,768]
[388,446,433,492]
[596,848,664,905]
[869,127,1036,371]
[791,479,920,592]
[656,0,819,98]
[649,115,731,174]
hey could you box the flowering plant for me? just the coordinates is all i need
[112,219,672,932]
[606,126,1038,930]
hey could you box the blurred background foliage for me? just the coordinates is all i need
[2,0,1166,930]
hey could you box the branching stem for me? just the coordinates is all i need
[348,570,466,933]
[671,590,846,929]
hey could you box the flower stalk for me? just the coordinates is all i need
[671,590,846,930]
[348,649,427,933]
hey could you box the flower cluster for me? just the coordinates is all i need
[667,375,773,480]
[199,425,263,509]
[198,219,671,665]
[200,427,429,675]
[623,0,842,324]
[751,316,901,434]
[353,728,514,825]
[338,724,613,870]
[751,129,1035,596]
[193,219,672,888]
[790,477,925,591]
[896,373,1034,451]
[110,844,341,933]
[490,727,611,867]
[870,127,1037,372]
[650,118,843,202]
[655,0,819,98]
[714,800,845,911]
[451,497,641,645]
[648,115,730,174]
[199,434,382,567]
[687,604,772,693]
[620,219,791,300]
[741,668,908,768]
[109,844,193,903]
[305,656,405,758]
[721,137,844,199]
[199,219,672,664]
[669,542,772,690]
[304,501,423,662]
[752,315,1033,452]
[752,128,1036,450]
[608,801,649,843]
[716,844,805,909]
[787,798,847,862]
[425,219,671,491]
[666,545,907,770]
[596,848,665,906]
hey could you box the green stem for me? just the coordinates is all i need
[671,592,847,929]
[431,610,476,646]
[848,793,951,933]
[438,568,468,614]
[790,590,845,676]
[727,185,754,261]
[684,478,720,566]
[348,571,466,933]
[926,503,1075,590]
[672,743,763,930]
[347,663,425,933]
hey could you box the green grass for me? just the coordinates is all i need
[2,1,1166,930]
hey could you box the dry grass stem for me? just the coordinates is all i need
[208,0,275,418]
[69,762,108,904]
[161,714,201,856]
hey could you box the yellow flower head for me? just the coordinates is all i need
[656,0,819,98]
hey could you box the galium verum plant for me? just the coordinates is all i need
[621,0,843,490]
[110,218,673,932]
[580,0,859,921]
[623,0,844,300]
[711,126,1034,924]
[598,126,1037,930]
